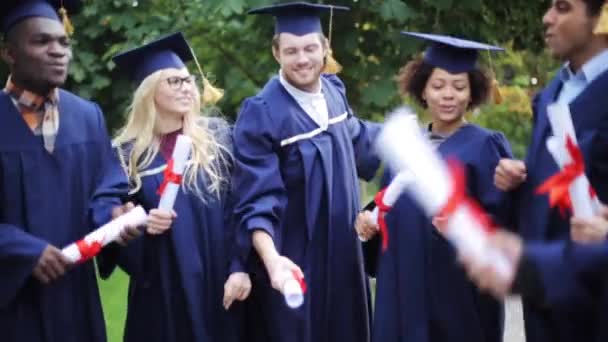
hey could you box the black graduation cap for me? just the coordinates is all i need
[248,1,349,36]
[1,0,81,36]
[112,32,194,84]
[401,32,504,74]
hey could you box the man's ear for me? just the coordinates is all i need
[272,46,281,65]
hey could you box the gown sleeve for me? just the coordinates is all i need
[0,223,48,307]
[88,104,129,228]
[470,132,514,226]
[231,97,288,261]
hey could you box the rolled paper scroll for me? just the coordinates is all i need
[62,205,148,263]
[374,107,513,279]
[157,134,192,211]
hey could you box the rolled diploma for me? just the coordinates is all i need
[62,205,148,263]
[443,205,512,278]
[283,278,304,309]
[360,171,415,242]
[375,108,514,279]
[546,104,597,218]
[158,134,192,211]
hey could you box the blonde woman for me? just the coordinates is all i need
[99,32,250,342]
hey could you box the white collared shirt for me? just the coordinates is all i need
[279,70,329,128]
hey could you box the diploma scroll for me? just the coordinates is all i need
[374,107,514,279]
[62,205,148,263]
[157,134,192,211]
[283,270,306,309]
[542,104,599,218]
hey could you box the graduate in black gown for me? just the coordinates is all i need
[0,1,129,341]
[232,3,381,342]
[357,33,512,342]
[98,32,250,342]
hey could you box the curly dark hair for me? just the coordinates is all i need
[396,56,492,110]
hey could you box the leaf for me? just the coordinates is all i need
[378,0,415,22]
[360,78,397,107]
[429,0,454,10]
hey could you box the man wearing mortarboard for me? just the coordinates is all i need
[230,2,381,342]
[0,1,129,341]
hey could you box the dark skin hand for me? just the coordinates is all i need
[33,245,70,284]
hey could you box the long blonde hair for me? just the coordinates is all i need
[113,69,232,200]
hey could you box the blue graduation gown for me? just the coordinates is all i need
[520,241,608,310]
[98,119,246,342]
[0,90,127,342]
[514,241,608,341]
[511,69,608,342]
[232,74,380,342]
[369,124,512,342]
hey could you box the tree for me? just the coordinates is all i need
[2,0,552,136]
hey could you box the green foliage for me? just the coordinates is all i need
[0,0,556,151]
[472,100,533,159]
[470,48,560,159]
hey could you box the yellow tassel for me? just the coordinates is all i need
[201,77,224,105]
[594,3,608,35]
[492,79,503,105]
[189,46,223,105]
[59,7,74,36]
[322,6,342,74]
[323,49,342,74]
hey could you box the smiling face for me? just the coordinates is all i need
[542,0,601,63]
[2,17,72,94]
[422,67,472,125]
[154,68,198,120]
[272,32,327,92]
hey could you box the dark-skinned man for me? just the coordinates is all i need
[0,1,132,341]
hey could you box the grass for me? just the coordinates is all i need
[99,270,129,342]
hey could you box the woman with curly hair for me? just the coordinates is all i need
[358,32,513,342]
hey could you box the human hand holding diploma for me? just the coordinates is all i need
[264,254,306,309]
[374,107,514,281]
[358,172,414,250]
[61,134,192,264]
[537,103,601,219]
[62,205,148,264]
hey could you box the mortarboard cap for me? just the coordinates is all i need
[113,32,224,105]
[112,32,194,84]
[401,32,503,74]
[1,0,81,36]
[248,1,349,36]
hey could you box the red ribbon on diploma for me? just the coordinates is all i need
[536,135,585,215]
[75,238,103,263]
[292,270,307,294]
[374,187,392,251]
[437,159,496,235]
[157,159,183,195]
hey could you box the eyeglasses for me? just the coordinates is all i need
[165,75,198,90]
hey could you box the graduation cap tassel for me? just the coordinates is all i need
[486,50,502,105]
[491,79,503,105]
[189,47,224,105]
[322,6,342,74]
[59,2,74,36]
[594,2,608,35]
